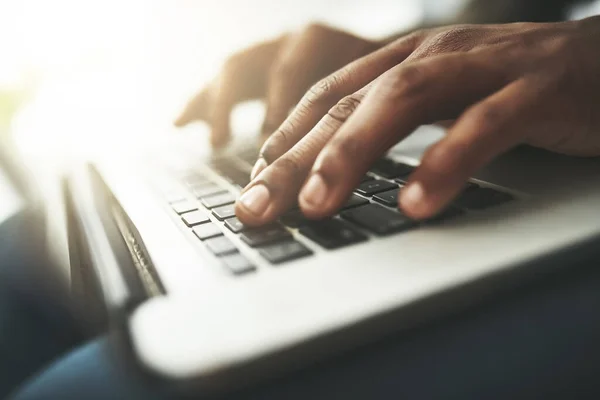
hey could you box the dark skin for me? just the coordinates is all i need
[176,0,599,225]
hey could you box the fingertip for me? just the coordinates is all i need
[174,115,188,128]
[235,184,272,226]
[399,181,437,220]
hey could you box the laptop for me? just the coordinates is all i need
[69,121,600,394]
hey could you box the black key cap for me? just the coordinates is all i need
[191,183,226,198]
[224,217,246,233]
[361,174,375,182]
[259,240,313,264]
[465,181,479,192]
[453,188,514,210]
[355,180,397,196]
[299,219,368,249]
[240,225,292,247]
[193,223,223,240]
[370,158,414,179]
[204,236,238,256]
[341,194,370,210]
[424,207,465,224]
[373,189,400,207]
[212,204,237,220]
[280,209,310,228]
[171,200,198,214]
[221,253,256,275]
[211,159,251,187]
[181,210,210,227]
[201,192,236,209]
[341,204,417,235]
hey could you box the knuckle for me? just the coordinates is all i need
[327,94,362,123]
[305,75,342,107]
[431,26,475,50]
[260,121,297,164]
[269,59,295,81]
[384,64,430,99]
[301,22,328,36]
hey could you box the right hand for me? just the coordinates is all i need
[175,23,380,156]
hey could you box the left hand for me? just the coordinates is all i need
[235,17,600,225]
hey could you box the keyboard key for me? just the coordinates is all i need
[183,174,210,187]
[212,204,237,220]
[165,191,187,203]
[361,174,375,182]
[280,209,310,228]
[355,180,398,196]
[341,194,370,210]
[424,207,465,224]
[191,183,226,198]
[211,159,251,187]
[370,158,414,179]
[259,240,313,264]
[373,189,400,207]
[201,192,236,209]
[171,200,198,214]
[193,223,223,240]
[341,204,417,235]
[465,181,480,192]
[221,253,256,275]
[240,225,292,247]
[453,188,514,210]
[299,219,368,249]
[224,217,247,233]
[181,210,210,227]
[204,236,238,256]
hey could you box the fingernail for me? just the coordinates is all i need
[251,158,268,180]
[400,182,425,212]
[238,185,271,216]
[301,174,328,208]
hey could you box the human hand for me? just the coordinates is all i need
[175,24,379,151]
[235,17,600,225]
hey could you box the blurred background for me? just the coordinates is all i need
[3,0,600,161]
[0,0,464,161]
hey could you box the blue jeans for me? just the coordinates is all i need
[3,210,600,399]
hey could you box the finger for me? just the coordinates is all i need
[175,37,285,136]
[236,88,370,225]
[400,77,543,219]
[250,33,423,179]
[299,51,512,219]
[208,74,236,148]
[174,86,211,127]
[260,56,307,139]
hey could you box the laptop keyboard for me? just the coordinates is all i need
[160,149,515,276]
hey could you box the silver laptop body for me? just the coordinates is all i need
[74,124,600,393]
